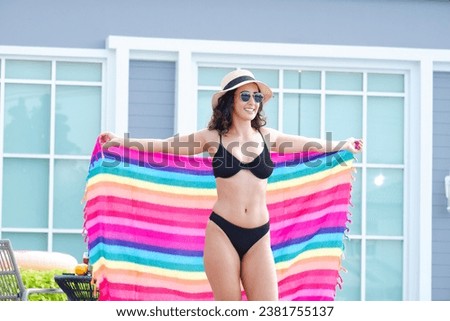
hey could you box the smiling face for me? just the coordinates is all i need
[233,83,261,121]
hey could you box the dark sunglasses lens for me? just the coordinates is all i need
[240,92,251,102]
[254,93,264,103]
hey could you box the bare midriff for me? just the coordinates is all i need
[212,170,269,228]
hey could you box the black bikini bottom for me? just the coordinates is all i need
[209,211,270,260]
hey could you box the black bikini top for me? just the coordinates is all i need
[212,130,274,179]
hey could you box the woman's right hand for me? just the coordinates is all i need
[99,132,120,147]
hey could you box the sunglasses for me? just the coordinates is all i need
[239,91,264,103]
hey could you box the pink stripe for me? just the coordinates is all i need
[279,270,338,292]
[105,273,210,293]
[106,146,213,171]
[281,282,337,300]
[89,140,106,165]
[270,151,322,163]
[103,147,324,171]
[269,199,350,228]
[270,185,351,214]
[86,214,206,237]
[282,290,335,301]
[105,282,214,301]
[270,203,350,231]
[87,225,205,251]
[85,208,208,230]
[88,223,205,250]
[271,212,348,243]
[85,185,215,209]
[266,173,352,204]
[86,196,210,225]
[279,272,338,301]
[268,184,351,222]
[270,197,345,219]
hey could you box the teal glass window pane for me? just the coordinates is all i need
[4,84,51,154]
[283,94,320,137]
[284,70,300,89]
[367,97,404,164]
[249,69,279,88]
[1,233,48,251]
[197,90,215,130]
[5,59,51,80]
[366,240,403,300]
[198,67,234,86]
[348,169,362,235]
[283,94,300,135]
[368,73,404,93]
[366,168,403,236]
[325,95,363,141]
[56,62,102,82]
[53,160,90,229]
[53,234,88,260]
[264,93,278,130]
[284,70,321,90]
[2,158,49,228]
[335,239,361,301]
[55,86,101,155]
[326,72,362,91]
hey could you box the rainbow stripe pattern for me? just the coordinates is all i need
[84,138,354,301]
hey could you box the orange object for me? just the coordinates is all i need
[75,263,88,276]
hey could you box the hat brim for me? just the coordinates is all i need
[211,80,273,108]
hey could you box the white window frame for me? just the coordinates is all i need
[106,36,450,300]
[0,46,111,251]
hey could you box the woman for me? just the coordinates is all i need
[100,69,363,301]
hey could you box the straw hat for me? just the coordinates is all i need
[211,69,273,108]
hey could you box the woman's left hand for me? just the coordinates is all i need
[343,137,364,153]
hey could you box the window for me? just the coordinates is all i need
[197,67,405,300]
[0,59,103,258]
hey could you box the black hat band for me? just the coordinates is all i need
[223,75,255,90]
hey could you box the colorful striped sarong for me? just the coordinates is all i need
[83,138,354,301]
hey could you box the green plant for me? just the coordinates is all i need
[20,269,67,301]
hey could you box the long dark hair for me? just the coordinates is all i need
[207,89,267,135]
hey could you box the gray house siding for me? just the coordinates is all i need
[128,60,175,139]
[432,72,450,300]
[1,0,450,50]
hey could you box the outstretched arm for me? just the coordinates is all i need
[99,129,212,155]
[265,128,363,154]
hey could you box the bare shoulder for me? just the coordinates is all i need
[196,128,220,154]
[195,128,219,149]
[260,127,280,135]
[196,128,218,142]
[259,127,281,145]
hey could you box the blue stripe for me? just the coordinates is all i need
[271,227,347,251]
[88,150,353,187]
[270,151,353,183]
[87,160,217,189]
[272,232,345,263]
[90,242,205,272]
[90,237,203,257]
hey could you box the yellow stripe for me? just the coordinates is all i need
[92,258,208,281]
[87,160,353,196]
[87,173,217,197]
[267,160,353,192]
[274,248,343,270]
[93,249,343,280]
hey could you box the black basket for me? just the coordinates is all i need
[54,274,98,301]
